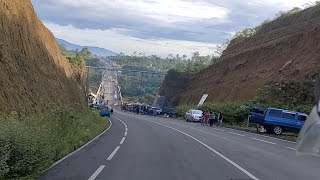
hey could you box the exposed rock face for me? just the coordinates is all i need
[160,6,320,107]
[0,0,86,114]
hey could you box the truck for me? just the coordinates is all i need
[250,107,307,135]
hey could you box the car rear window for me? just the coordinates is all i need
[298,115,308,121]
[251,108,264,114]
[268,109,282,117]
[192,110,202,114]
[282,112,296,120]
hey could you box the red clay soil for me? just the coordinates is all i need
[0,0,86,115]
[160,6,320,107]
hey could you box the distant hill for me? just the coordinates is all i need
[56,38,117,57]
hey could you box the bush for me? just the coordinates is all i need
[0,108,109,179]
[176,99,312,126]
[175,102,251,125]
[200,102,251,125]
[175,104,197,117]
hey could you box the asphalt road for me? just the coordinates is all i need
[40,110,320,180]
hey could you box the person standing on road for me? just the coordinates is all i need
[201,111,205,125]
[209,111,215,127]
[217,112,223,126]
[204,110,210,126]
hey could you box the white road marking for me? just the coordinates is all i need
[286,147,296,150]
[212,127,225,132]
[107,146,120,160]
[229,132,245,137]
[141,119,260,180]
[251,137,276,145]
[88,165,105,180]
[224,127,296,144]
[120,137,126,144]
[45,119,112,171]
[126,127,128,132]
[124,132,127,136]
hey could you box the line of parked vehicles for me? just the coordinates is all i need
[122,102,308,136]
[122,103,176,117]
[184,106,308,136]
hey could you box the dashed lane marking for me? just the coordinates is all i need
[120,137,126,144]
[251,137,276,145]
[228,132,245,137]
[88,165,105,180]
[107,146,120,160]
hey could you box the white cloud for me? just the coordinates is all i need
[53,0,229,23]
[33,0,320,57]
[45,22,218,57]
[248,0,314,8]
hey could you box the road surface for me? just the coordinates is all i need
[40,110,320,180]
[41,66,320,180]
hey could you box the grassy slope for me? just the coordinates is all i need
[0,108,109,179]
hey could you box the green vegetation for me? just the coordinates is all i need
[175,81,313,126]
[224,3,320,49]
[170,51,218,73]
[59,45,93,60]
[228,28,256,48]
[111,53,180,103]
[0,108,109,179]
[59,45,104,93]
[112,52,218,103]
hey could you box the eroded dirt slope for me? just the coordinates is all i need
[160,6,320,107]
[0,0,86,114]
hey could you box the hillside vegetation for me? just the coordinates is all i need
[160,3,320,113]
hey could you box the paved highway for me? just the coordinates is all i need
[40,110,320,180]
[40,67,320,180]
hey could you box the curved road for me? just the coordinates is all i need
[40,110,320,180]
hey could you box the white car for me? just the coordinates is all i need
[185,109,203,122]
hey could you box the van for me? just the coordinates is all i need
[262,108,307,135]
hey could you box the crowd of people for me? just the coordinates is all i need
[201,110,223,127]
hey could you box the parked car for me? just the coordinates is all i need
[185,109,203,122]
[252,108,307,135]
[100,108,111,117]
[248,106,265,124]
[151,107,162,115]
[89,103,100,109]
[160,108,175,117]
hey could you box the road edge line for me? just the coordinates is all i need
[136,118,260,180]
[44,118,113,172]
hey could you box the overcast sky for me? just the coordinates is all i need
[31,0,316,57]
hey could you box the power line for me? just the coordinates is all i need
[86,66,167,75]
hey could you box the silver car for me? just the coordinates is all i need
[185,109,203,122]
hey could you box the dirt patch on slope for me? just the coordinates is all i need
[161,6,320,107]
[0,0,86,115]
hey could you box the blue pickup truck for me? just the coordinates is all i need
[249,107,307,135]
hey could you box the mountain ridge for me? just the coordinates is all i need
[56,38,117,57]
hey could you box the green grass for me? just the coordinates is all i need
[0,108,109,179]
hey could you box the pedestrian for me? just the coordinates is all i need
[209,111,215,127]
[204,110,210,126]
[201,111,205,125]
[217,112,223,127]
[110,108,114,115]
